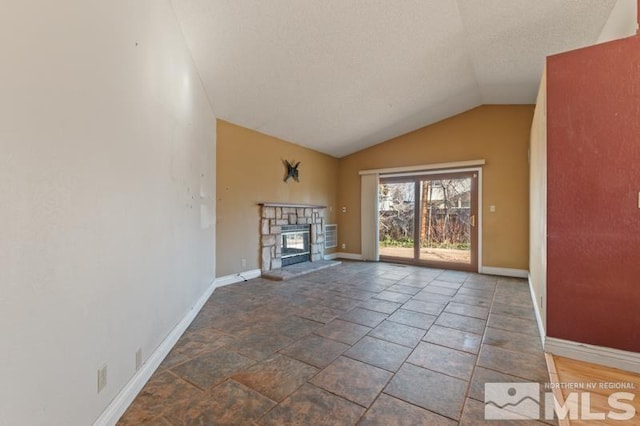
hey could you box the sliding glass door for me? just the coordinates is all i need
[378,179,415,260]
[378,171,478,271]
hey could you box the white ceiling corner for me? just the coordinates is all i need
[171,0,634,157]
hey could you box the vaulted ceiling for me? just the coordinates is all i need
[172,0,637,157]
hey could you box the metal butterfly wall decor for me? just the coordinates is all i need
[283,160,300,183]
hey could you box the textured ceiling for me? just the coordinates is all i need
[171,0,637,157]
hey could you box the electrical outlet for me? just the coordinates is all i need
[240,258,247,268]
[136,348,142,370]
[97,364,107,393]
[341,243,346,249]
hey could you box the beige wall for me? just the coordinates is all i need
[529,68,547,328]
[338,105,533,270]
[0,2,216,424]
[216,120,339,277]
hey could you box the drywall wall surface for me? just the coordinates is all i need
[216,120,338,277]
[338,105,533,270]
[0,1,216,424]
[547,33,640,352]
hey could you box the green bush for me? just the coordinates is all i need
[420,241,470,250]
[379,236,414,248]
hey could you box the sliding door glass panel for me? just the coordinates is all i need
[378,181,415,259]
[418,177,472,265]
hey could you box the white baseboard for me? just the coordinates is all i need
[93,278,220,426]
[545,337,640,374]
[480,266,528,278]
[528,274,546,347]
[335,252,364,260]
[214,269,261,287]
[324,253,339,260]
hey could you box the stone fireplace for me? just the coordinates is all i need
[259,203,325,272]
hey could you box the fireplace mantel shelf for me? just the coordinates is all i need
[258,202,326,209]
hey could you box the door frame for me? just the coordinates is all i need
[378,166,482,272]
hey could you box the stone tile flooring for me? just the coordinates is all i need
[118,261,554,425]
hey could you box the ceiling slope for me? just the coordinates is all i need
[171,0,635,157]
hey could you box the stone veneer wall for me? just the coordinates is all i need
[260,205,325,271]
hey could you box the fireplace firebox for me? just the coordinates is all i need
[281,224,311,266]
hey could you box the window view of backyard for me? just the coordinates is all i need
[379,177,472,264]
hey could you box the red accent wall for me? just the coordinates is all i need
[547,33,640,352]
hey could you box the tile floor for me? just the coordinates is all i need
[118,261,554,425]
